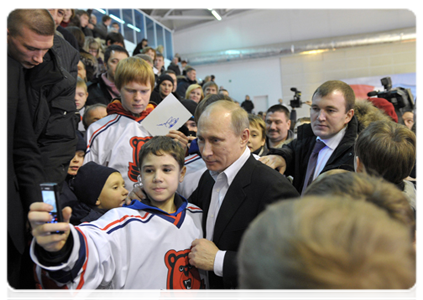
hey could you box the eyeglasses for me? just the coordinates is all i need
[89,48,99,55]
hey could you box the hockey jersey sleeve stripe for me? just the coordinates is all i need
[75,228,89,289]
[45,228,88,287]
[187,206,203,213]
[185,154,201,164]
[87,115,120,149]
[79,213,153,234]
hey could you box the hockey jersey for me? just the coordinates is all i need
[84,100,155,189]
[31,195,205,289]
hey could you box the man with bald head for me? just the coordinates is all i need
[188,100,299,289]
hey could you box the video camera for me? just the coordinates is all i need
[367,77,414,112]
[290,87,302,108]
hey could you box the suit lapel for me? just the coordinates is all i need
[212,156,254,243]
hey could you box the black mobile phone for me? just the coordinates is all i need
[40,183,64,234]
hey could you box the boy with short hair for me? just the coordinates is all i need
[75,77,89,133]
[354,120,416,211]
[28,136,205,289]
[83,56,188,189]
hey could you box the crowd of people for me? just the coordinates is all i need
[8,8,416,290]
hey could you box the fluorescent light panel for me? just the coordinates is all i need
[211,10,221,21]
[95,8,106,14]
[110,14,125,24]
[127,24,141,32]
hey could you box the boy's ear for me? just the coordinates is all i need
[95,199,101,206]
[179,166,187,183]
[355,156,365,173]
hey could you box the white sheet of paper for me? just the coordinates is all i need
[142,93,193,136]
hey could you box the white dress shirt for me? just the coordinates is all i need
[313,126,347,180]
[206,147,251,277]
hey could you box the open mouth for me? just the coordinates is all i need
[183,278,192,289]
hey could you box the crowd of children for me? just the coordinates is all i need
[8,8,417,291]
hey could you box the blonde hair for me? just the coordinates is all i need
[114,56,155,91]
[76,76,88,92]
[248,114,266,143]
[185,84,204,102]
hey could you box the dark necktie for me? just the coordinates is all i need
[302,140,326,194]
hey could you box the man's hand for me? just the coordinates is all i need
[167,130,189,149]
[188,239,219,271]
[28,202,72,253]
[258,155,287,174]
[125,185,146,205]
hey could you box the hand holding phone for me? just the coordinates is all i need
[28,185,72,253]
[40,183,64,234]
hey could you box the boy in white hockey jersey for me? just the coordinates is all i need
[29,136,205,289]
[83,56,189,190]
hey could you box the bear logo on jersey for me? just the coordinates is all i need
[165,249,205,289]
[128,136,152,183]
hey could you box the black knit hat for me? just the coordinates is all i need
[75,130,87,153]
[157,74,174,87]
[73,162,120,207]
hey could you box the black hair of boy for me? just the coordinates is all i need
[137,136,185,171]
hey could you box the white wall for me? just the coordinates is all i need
[173,9,416,114]
[174,9,416,54]
[194,56,283,108]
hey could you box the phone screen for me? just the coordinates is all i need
[41,190,57,213]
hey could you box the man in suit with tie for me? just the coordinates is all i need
[260,80,358,194]
[188,100,299,289]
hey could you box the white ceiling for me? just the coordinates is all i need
[140,9,251,32]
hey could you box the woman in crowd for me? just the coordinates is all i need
[185,84,204,104]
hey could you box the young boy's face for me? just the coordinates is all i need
[75,86,88,110]
[120,81,152,115]
[96,172,129,210]
[140,152,186,211]
[68,150,85,176]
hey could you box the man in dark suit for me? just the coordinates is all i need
[260,80,358,194]
[188,100,299,289]
[7,56,45,288]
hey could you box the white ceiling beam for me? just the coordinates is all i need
[222,9,234,17]
[163,9,174,18]
[155,15,215,20]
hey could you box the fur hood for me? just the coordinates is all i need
[353,100,392,133]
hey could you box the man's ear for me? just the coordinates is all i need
[179,166,187,183]
[345,109,354,124]
[241,128,250,147]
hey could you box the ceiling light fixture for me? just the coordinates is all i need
[208,9,222,21]
[127,24,141,32]
[110,14,125,24]
[95,8,106,14]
